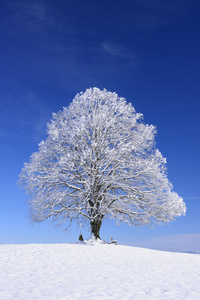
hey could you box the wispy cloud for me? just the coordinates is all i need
[0,89,50,143]
[134,233,200,252]
[122,0,198,30]
[101,42,125,57]
[1,0,74,39]
[100,42,136,65]
[4,1,50,26]
[184,197,200,200]
[1,0,199,93]
[14,1,47,20]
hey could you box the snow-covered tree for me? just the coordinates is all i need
[19,88,186,240]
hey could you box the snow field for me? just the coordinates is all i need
[0,243,200,299]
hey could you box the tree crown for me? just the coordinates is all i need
[19,88,186,239]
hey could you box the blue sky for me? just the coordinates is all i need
[0,0,200,252]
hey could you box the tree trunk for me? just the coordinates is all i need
[90,219,102,239]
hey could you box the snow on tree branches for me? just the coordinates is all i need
[19,88,186,240]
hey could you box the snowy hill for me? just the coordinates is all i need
[0,243,200,299]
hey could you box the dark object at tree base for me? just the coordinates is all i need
[111,237,117,245]
[79,234,84,241]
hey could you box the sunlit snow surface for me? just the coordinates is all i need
[0,242,200,299]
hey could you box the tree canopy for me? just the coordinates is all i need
[19,88,186,239]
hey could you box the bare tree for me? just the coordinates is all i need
[19,88,186,240]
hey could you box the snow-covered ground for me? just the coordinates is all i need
[0,242,200,299]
